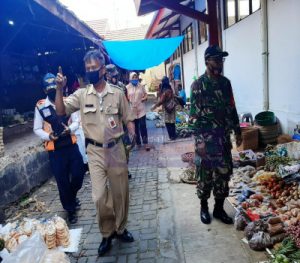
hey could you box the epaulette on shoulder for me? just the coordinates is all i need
[110,84,123,92]
[36,99,46,109]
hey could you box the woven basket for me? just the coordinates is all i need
[237,126,259,151]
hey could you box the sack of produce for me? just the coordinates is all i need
[244,220,268,240]
[249,231,272,251]
[234,209,250,231]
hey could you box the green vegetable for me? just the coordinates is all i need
[265,156,292,172]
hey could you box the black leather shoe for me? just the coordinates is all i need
[75,198,81,211]
[98,236,113,256]
[68,212,78,224]
[115,229,134,242]
[200,209,211,224]
[213,209,233,224]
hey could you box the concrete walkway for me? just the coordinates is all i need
[4,116,268,263]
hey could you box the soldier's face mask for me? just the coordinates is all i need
[206,57,224,75]
[111,76,118,85]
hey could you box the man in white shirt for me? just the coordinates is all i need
[33,73,85,224]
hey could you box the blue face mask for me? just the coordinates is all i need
[131,79,138,86]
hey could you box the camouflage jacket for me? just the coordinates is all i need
[189,73,241,168]
[108,81,127,95]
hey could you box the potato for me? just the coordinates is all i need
[291,208,299,217]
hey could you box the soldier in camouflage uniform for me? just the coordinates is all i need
[105,64,127,94]
[189,45,242,225]
[106,64,133,179]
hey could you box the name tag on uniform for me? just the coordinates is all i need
[108,117,117,129]
[42,108,51,117]
[85,104,94,107]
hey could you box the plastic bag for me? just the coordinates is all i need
[3,233,47,263]
[146,112,160,121]
[234,209,250,231]
[244,220,268,240]
[249,231,272,251]
[41,250,70,263]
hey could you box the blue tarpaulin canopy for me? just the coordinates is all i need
[103,36,184,70]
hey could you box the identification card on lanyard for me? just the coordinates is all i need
[42,108,51,118]
[108,117,117,129]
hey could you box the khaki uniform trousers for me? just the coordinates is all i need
[87,141,129,238]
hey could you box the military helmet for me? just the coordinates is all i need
[106,64,119,78]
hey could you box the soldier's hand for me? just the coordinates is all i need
[56,66,67,90]
[236,134,243,147]
[196,142,206,158]
[49,132,58,141]
[60,123,70,136]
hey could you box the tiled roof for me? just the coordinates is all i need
[85,19,109,39]
[86,19,148,40]
[105,25,148,40]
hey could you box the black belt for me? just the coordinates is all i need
[86,137,120,149]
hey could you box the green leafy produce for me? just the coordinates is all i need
[272,238,300,263]
[265,156,292,172]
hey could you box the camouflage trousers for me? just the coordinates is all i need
[196,164,231,200]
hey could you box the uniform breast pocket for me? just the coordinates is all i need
[105,107,119,129]
[83,107,97,124]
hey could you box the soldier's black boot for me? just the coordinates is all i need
[213,198,233,224]
[200,199,211,224]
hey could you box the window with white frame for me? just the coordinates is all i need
[224,0,261,28]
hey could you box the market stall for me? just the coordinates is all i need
[229,141,300,262]
[0,216,82,262]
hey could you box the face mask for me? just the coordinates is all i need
[131,79,138,86]
[86,68,104,85]
[207,62,222,76]
[111,77,118,85]
[47,89,56,102]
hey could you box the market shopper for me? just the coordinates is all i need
[151,76,177,141]
[106,64,133,179]
[126,72,150,151]
[33,73,85,224]
[54,50,136,256]
[178,84,186,105]
[189,45,242,225]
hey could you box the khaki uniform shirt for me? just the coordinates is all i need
[64,82,134,143]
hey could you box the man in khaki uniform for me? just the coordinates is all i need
[55,50,135,256]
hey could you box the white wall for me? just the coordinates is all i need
[222,11,263,117]
[197,42,209,77]
[268,0,300,133]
